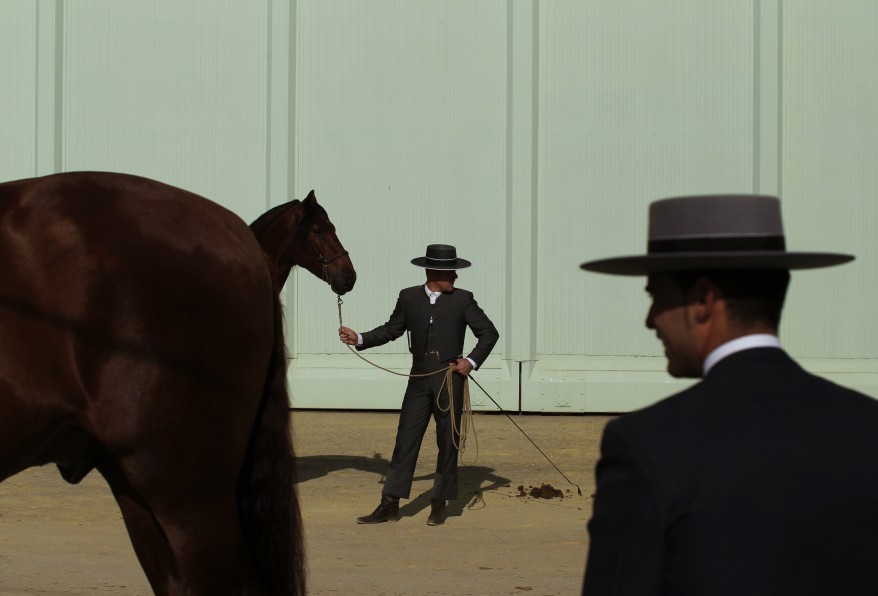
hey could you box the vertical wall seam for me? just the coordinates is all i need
[34,1,41,176]
[518,361,523,413]
[529,0,540,363]
[289,0,298,197]
[753,0,761,193]
[265,0,273,212]
[54,0,64,172]
[505,0,514,361]
[754,0,782,198]
[288,0,299,360]
[777,0,783,199]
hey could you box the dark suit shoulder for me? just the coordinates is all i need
[610,347,878,484]
[447,287,474,302]
[400,285,423,298]
[622,348,878,430]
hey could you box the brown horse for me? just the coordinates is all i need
[249,190,356,293]
[0,171,353,595]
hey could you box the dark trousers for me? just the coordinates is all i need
[382,359,465,501]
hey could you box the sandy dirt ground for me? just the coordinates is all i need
[0,411,613,595]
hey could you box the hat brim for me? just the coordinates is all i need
[580,251,854,276]
[411,257,471,270]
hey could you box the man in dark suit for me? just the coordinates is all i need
[579,195,878,594]
[339,244,499,526]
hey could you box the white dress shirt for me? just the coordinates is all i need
[703,333,782,376]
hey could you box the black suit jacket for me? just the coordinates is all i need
[358,285,498,369]
[583,347,878,595]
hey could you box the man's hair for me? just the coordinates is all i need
[668,269,791,329]
[426,268,452,279]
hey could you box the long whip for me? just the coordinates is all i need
[467,374,582,496]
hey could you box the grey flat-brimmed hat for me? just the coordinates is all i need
[580,194,854,275]
[411,244,471,270]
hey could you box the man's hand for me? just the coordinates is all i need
[451,358,473,376]
[338,326,358,345]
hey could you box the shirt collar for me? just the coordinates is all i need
[703,334,782,376]
[424,285,441,304]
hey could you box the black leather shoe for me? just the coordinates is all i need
[426,499,446,526]
[356,495,400,524]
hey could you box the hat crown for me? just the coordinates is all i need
[425,244,457,261]
[411,243,472,269]
[649,195,784,242]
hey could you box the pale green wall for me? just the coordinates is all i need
[1,1,875,412]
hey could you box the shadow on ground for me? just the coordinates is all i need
[295,454,511,519]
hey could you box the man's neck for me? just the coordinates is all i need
[702,332,781,376]
[699,319,777,364]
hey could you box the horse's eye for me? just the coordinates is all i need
[311,227,323,236]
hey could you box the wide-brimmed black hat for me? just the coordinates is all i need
[411,244,471,270]
[580,194,854,276]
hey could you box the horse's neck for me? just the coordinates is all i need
[273,261,294,287]
[250,201,305,286]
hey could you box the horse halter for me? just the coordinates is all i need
[313,246,349,284]
[298,206,349,285]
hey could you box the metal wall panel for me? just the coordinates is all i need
[1,1,876,412]
[288,0,514,409]
[529,0,757,410]
[62,0,271,221]
[538,0,755,358]
[0,2,39,181]
[781,1,878,365]
[525,0,878,411]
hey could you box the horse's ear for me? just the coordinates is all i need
[304,190,317,205]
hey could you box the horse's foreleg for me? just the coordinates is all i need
[98,460,181,595]
[100,459,260,596]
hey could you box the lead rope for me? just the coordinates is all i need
[336,296,477,461]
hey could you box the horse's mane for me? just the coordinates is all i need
[249,195,328,237]
[249,200,302,235]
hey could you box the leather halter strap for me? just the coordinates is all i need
[314,247,349,283]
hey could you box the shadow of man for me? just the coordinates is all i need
[399,465,511,520]
[295,453,510,521]
[295,453,389,483]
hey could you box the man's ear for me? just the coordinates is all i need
[690,276,721,324]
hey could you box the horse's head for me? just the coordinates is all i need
[250,191,356,294]
[296,191,356,295]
